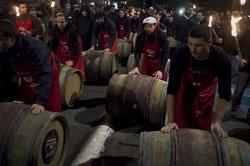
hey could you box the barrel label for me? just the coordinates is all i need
[42,129,58,164]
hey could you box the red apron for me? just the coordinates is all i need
[139,33,164,80]
[175,55,217,130]
[98,29,117,53]
[55,32,85,79]
[15,16,32,35]
[11,53,61,112]
[117,23,125,39]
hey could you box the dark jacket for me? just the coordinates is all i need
[74,5,95,50]
[91,18,117,49]
[134,28,169,70]
[7,34,53,106]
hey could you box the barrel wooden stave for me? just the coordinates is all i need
[106,74,167,126]
[126,54,135,73]
[116,39,132,61]
[0,102,68,166]
[139,129,250,166]
[84,50,117,84]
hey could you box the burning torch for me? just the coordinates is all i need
[208,16,213,27]
[50,1,55,17]
[240,0,246,6]
[15,6,20,17]
[231,15,243,60]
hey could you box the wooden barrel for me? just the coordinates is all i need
[140,129,250,166]
[116,39,132,61]
[106,74,167,126]
[126,54,170,80]
[84,50,117,84]
[59,65,84,107]
[0,102,68,166]
[126,54,135,73]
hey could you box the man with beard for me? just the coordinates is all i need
[115,9,131,40]
[14,1,39,36]
[129,16,169,80]
[90,12,117,52]
[50,13,85,77]
[0,19,61,114]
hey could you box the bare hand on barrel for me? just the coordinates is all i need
[31,104,45,114]
[104,48,110,52]
[65,60,73,67]
[161,123,179,133]
[129,67,141,75]
[153,71,163,79]
[211,122,227,138]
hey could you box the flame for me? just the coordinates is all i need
[50,1,55,8]
[240,0,246,5]
[231,15,242,37]
[208,16,213,27]
[15,6,20,17]
[193,4,196,9]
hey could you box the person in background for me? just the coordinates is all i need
[0,19,61,114]
[129,16,169,80]
[14,1,39,36]
[74,5,95,51]
[231,13,250,119]
[91,12,117,52]
[29,8,45,40]
[50,13,85,77]
[115,8,131,40]
[161,25,231,137]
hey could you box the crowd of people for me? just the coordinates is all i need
[0,1,250,137]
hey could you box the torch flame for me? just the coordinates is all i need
[15,6,20,17]
[208,16,213,27]
[50,1,55,8]
[193,4,196,9]
[240,0,246,6]
[231,16,242,37]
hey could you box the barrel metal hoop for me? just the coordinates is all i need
[121,74,131,112]
[212,132,233,166]
[210,132,223,166]
[233,138,250,166]
[158,81,168,126]
[144,78,156,121]
[170,129,177,166]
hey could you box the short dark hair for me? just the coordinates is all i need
[95,11,105,19]
[17,0,26,6]
[189,25,211,42]
[0,19,17,37]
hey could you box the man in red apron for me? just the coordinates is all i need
[115,9,131,40]
[50,13,85,78]
[129,16,169,80]
[90,12,117,52]
[14,1,39,36]
[0,19,61,114]
[161,25,232,137]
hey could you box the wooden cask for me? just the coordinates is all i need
[106,74,167,126]
[84,50,117,84]
[0,102,68,166]
[59,65,84,107]
[140,129,250,166]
